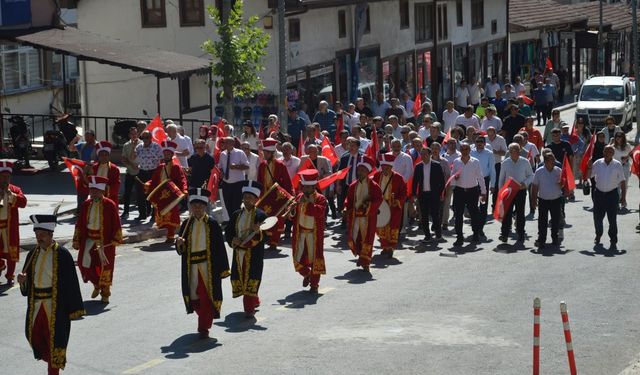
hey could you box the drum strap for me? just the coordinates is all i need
[382,175,392,197]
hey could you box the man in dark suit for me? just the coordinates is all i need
[412,147,446,242]
[336,138,363,228]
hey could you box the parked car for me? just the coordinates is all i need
[574,76,634,132]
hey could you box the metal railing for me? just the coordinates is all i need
[0,113,212,148]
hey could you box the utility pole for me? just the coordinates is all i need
[278,0,287,132]
[633,0,639,143]
[599,0,604,75]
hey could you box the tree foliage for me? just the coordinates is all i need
[202,0,270,100]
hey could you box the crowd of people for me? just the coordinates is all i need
[1,71,639,374]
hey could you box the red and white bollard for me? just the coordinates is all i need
[533,297,541,375]
[560,301,577,375]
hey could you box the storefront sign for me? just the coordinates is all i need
[310,65,333,78]
[287,75,296,84]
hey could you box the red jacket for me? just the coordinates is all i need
[257,159,293,194]
[91,162,121,206]
[0,184,27,261]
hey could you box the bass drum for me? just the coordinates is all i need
[376,201,391,228]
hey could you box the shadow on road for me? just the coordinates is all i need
[214,312,267,333]
[371,254,403,268]
[83,300,111,316]
[0,283,14,297]
[160,333,221,359]
[335,269,375,284]
[276,290,323,309]
[529,247,573,256]
[264,249,289,259]
[493,241,529,254]
[579,244,627,257]
[138,242,173,253]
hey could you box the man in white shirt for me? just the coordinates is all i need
[389,116,403,139]
[218,137,249,220]
[486,126,507,206]
[513,76,526,96]
[470,136,496,237]
[441,101,459,133]
[392,138,414,233]
[166,123,192,168]
[417,115,433,140]
[241,141,260,181]
[333,131,349,159]
[480,106,503,132]
[588,145,627,250]
[455,79,470,112]
[498,143,534,243]
[351,124,371,153]
[485,76,501,100]
[468,77,483,109]
[281,142,300,179]
[451,142,487,245]
[531,153,564,248]
[455,106,481,131]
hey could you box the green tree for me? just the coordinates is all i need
[202,0,270,126]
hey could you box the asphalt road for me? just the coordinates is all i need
[1,109,639,375]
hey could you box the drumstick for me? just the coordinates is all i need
[176,214,193,255]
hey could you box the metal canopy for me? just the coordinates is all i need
[0,26,211,79]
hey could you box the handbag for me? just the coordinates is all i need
[582,180,591,196]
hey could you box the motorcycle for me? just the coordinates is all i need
[43,128,67,169]
[8,115,32,169]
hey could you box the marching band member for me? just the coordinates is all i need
[150,141,188,244]
[18,215,85,375]
[176,188,230,339]
[373,153,406,258]
[73,176,122,304]
[343,156,383,272]
[290,170,327,293]
[0,161,27,284]
[225,181,267,318]
[257,139,293,251]
[91,141,121,208]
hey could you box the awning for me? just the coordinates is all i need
[0,26,211,79]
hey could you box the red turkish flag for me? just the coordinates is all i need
[493,177,521,222]
[441,171,460,199]
[291,157,314,190]
[441,129,452,145]
[365,128,379,164]
[335,114,344,145]
[63,157,87,192]
[579,134,596,178]
[317,166,350,191]
[545,57,553,71]
[518,94,534,105]
[413,92,422,118]
[630,145,640,177]
[206,166,222,202]
[561,155,576,191]
[145,114,167,144]
[320,137,339,166]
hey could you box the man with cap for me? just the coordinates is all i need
[0,161,27,284]
[343,156,383,272]
[289,170,328,293]
[73,176,122,304]
[149,141,188,243]
[18,214,85,375]
[89,141,121,208]
[225,180,267,318]
[373,153,406,257]
[176,188,230,339]
[257,138,293,251]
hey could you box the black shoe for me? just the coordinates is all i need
[534,239,545,248]
[453,238,464,246]
[120,212,129,219]
[472,235,480,243]
[478,231,486,239]
[421,236,433,244]
[499,235,508,243]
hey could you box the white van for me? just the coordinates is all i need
[575,76,634,132]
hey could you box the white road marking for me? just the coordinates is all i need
[122,358,165,374]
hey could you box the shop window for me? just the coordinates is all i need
[456,0,463,26]
[471,0,484,29]
[180,0,204,27]
[364,6,371,34]
[51,54,79,84]
[339,10,346,38]
[399,0,410,29]
[0,44,42,93]
[415,2,434,43]
[141,0,166,28]
[289,18,301,42]
[437,3,448,41]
